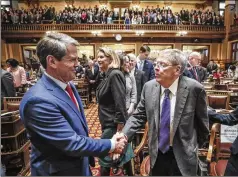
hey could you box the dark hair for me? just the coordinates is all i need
[6,58,19,68]
[230,65,236,71]
[118,53,130,73]
[118,53,126,71]
[36,32,79,69]
[139,45,151,53]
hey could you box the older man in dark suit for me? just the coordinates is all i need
[208,107,238,176]
[127,53,145,106]
[1,69,16,109]
[118,49,209,175]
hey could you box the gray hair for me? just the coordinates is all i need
[189,51,201,59]
[36,32,79,69]
[158,49,186,74]
[127,53,137,61]
[88,59,93,65]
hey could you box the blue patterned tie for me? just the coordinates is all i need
[158,89,171,153]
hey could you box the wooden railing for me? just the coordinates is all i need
[1,24,225,32]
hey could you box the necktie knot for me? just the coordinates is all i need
[65,84,78,108]
[65,84,72,93]
[164,89,170,98]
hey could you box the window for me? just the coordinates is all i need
[1,0,11,10]
[218,0,225,17]
[231,42,238,61]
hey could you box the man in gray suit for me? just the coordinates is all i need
[1,69,16,109]
[127,53,145,106]
[119,49,209,175]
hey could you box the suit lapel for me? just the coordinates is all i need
[153,82,161,134]
[42,74,88,133]
[70,82,89,133]
[172,77,189,140]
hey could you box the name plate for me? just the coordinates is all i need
[221,124,238,143]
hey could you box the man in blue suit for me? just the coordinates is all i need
[19,32,127,176]
[208,107,238,175]
[136,45,155,82]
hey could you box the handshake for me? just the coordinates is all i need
[110,132,128,160]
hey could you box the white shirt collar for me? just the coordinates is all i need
[130,67,135,75]
[44,72,68,90]
[161,77,179,96]
[137,56,144,63]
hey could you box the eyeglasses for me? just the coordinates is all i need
[155,62,178,70]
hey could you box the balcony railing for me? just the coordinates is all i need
[1,24,225,32]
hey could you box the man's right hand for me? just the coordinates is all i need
[111,132,127,154]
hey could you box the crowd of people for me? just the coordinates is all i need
[1,32,238,176]
[1,4,224,26]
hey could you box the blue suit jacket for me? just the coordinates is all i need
[19,74,111,176]
[136,59,155,82]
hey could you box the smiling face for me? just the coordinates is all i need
[122,57,130,73]
[97,51,111,72]
[47,44,78,83]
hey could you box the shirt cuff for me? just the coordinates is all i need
[109,139,115,153]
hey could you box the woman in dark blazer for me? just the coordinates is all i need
[96,47,133,175]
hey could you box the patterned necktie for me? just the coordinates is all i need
[193,66,199,81]
[65,84,78,108]
[158,89,171,153]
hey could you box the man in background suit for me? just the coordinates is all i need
[1,69,16,109]
[75,61,84,78]
[207,60,218,75]
[85,59,99,102]
[136,45,155,82]
[187,51,202,82]
[119,49,209,175]
[197,57,207,82]
[208,107,238,176]
[19,32,127,176]
[127,53,145,106]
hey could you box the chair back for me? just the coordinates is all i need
[207,123,232,176]
[207,123,232,163]
[206,90,232,110]
[3,97,22,111]
[227,84,238,92]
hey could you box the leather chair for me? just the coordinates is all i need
[206,90,232,110]
[133,122,149,176]
[207,123,231,176]
[3,97,22,111]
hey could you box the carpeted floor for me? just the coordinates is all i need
[84,103,102,176]
[85,103,126,176]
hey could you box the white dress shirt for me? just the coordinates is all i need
[44,72,80,109]
[137,57,145,71]
[160,77,179,146]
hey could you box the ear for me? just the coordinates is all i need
[176,65,181,75]
[46,55,57,69]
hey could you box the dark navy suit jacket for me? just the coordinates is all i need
[136,59,155,82]
[19,74,111,176]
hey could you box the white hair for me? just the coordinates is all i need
[189,51,201,59]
